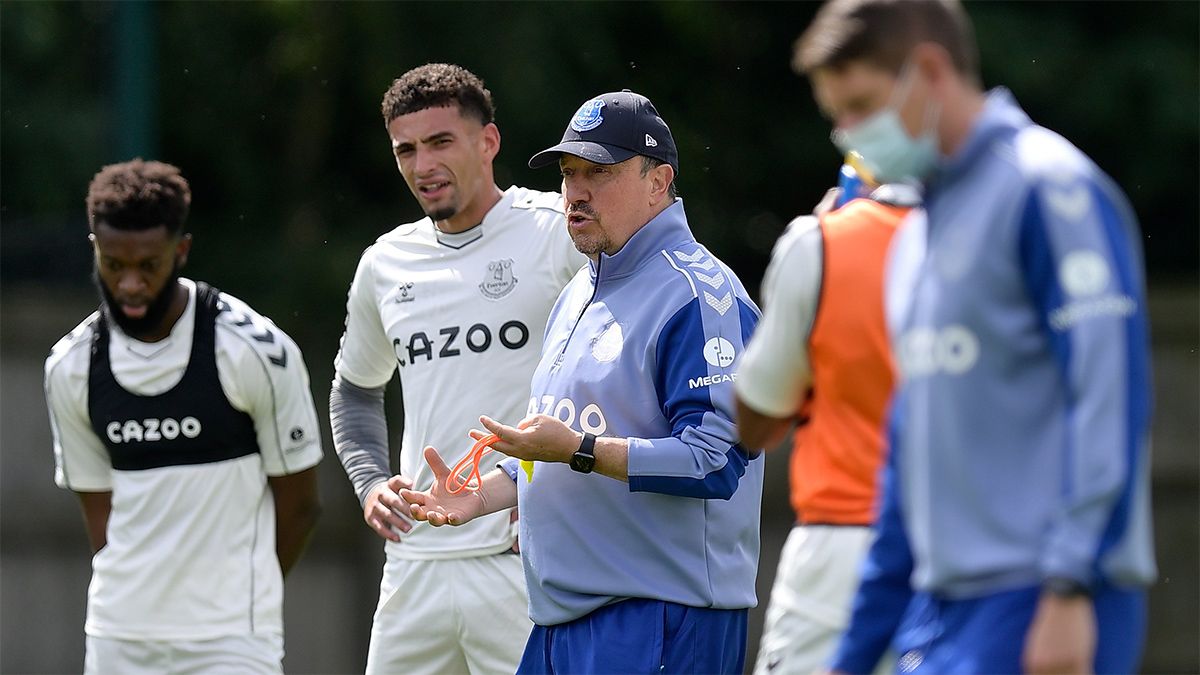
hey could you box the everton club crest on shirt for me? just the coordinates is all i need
[480,259,518,300]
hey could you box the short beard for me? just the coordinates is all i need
[92,260,182,339]
[566,201,610,256]
[569,231,613,257]
[426,205,458,222]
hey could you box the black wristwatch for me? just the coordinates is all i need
[1042,577,1092,598]
[569,432,597,474]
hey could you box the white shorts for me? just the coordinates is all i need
[84,633,282,675]
[753,524,885,675]
[365,552,532,675]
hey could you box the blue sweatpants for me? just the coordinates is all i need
[517,598,748,674]
[891,584,1146,674]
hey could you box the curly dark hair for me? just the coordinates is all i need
[381,63,495,127]
[86,158,191,236]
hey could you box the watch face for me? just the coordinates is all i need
[570,451,596,473]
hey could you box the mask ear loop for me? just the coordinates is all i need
[889,59,919,111]
[894,59,942,142]
[920,94,942,145]
[446,433,501,494]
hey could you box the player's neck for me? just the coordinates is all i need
[435,184,504,234]
[938,88,986,158]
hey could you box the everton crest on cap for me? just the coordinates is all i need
[571,99,606,132]
[529,90,679,175]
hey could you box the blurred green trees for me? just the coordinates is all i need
[3,1,1197,342]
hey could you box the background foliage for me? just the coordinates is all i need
[3,1,1196,324]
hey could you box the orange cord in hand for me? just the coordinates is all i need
[445,434,501,494]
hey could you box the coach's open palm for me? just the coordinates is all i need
[399,446,486,527]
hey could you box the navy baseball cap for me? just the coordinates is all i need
[528,90,679,174]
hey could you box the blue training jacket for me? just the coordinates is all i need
[499,199,763,626]
[832,89,1156,673]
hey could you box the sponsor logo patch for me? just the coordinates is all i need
[1048,295,1136,331]
[897,324,980,378]
[106,417,202,444]
[528,395,608,435]
[392,320,530,367]
[688,372,737,390]
[1059,250,1110,298]
[1048,249,1136,330]
[703,336,736,368]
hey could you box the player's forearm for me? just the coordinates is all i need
[76,491,112,554]
[735,397,794,452]
[1022,593,1096,674]
[269,468,322,576]
[329,375,392,505]
[276,507,320,577]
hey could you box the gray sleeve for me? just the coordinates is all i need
[329,375,392,506]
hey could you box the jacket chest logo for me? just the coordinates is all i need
[480,259,518,300]
[591,321,623,362]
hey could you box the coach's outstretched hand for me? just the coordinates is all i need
[399,447,487,527]
[476,414,580,463]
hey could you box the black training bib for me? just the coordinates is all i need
[88,282,260,471]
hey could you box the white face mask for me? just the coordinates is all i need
[831,63,940,184]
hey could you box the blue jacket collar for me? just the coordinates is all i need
[589,199,694,282]
[929,88,1031,193]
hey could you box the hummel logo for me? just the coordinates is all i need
[395,282,415,303]
[704,291,732,315]
[1044,181,1091,222]
[694,270,725,290]
[673,250,704,263]
[645,134,658,148]
[252,328,289,368]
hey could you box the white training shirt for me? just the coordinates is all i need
[335,185,585,559]
[44,278,323,640]
[734,215,824,418]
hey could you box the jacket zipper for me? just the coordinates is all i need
[552,257,602,371]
